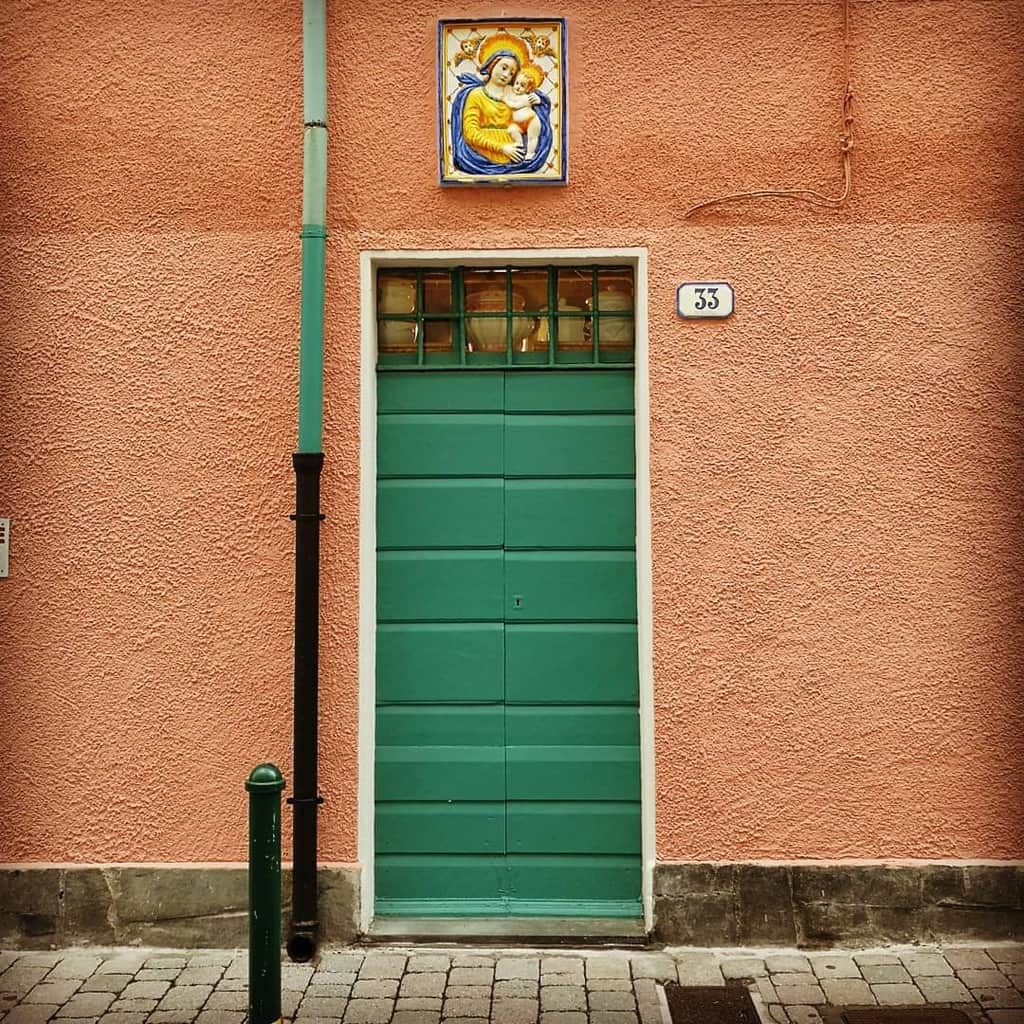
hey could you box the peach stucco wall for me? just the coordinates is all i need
[1,0,1022,866]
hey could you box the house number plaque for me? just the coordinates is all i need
[677,282,735,319]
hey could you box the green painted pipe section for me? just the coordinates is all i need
[303,0,327,127]
[298,0,327,454]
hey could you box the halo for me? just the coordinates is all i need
[477,30,529,72]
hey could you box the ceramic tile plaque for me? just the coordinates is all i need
[438,19,567,186]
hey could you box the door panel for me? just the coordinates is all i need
[507,803,642,854]
[505,371,634,413]
[505,414,635,477]
[504,479,635,549]
[378,371,504,413]
[378,550,504,621]
[376,745,505,801]
[377,803,505,854]
[507,745,641,801]
[377,624,504,704]
[378,414,503,477]
[505,551,638,621]
[378,479,503,549]
[505,624,638,705]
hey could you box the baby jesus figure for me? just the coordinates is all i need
[504,63,545,159]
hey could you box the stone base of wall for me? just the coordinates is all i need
[0,864,360,950]
[654,861,1024,947]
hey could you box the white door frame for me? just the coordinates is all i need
[357,247,655,934]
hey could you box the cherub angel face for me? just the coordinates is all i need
[511,72,535,95]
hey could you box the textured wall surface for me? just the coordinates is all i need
[1,0,1022,866]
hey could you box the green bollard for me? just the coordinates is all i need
[246,764,286,1024]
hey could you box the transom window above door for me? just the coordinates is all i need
[376,265,634,368]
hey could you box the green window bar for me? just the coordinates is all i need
[376,265,635,370]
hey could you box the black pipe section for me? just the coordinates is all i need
[287,450,325,963]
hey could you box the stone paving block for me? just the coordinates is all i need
[305,983,352,1000]
[193,1013,244,1024]
[282,966,315,991]
[135,970,181,983]
[107,999,158,1013]
[144,958,187,971]
[676,952,723,986]
[852,954,900,967]
[408,957,451,975]
[589,991,636,1011]
[589,979,633,992]
[213,980,246,992]
[204,991,247,1011]
[638,1003,662,1024]
[755,978,779,1004]
[80,975,131,994]
[441,997,490,1018]
[975,988,1024,1008]
[25,981,84,1004]
[873,983,925,1005]
[96,957,148,977]
[916,975,973,1002]
[541,959,582,977]
[444,986,490,1000]
[900,952,952,977]
[766,1006,789,1024]
[632,980,659,1005]
[448,969,492,988]
[589,1012,638,1024]
[860,965,912,984]
[187,954,233,969]
[120,981,170,1001]
[352,979,399,999]
[0,966,52,995]
[775,983,824,1006]
[490,997,538,1023]
[320,954,365,974]
[49,958,103,982]
[989,1013,1024,1024]
[297,997,348,1017]
[401,974,446,999]
[397,998,443,1012]
[176,968,222,987]
[540,987,585,1012]
[55,993,115,1020]
[148,1011,202,1024]
[773,974,817,988]
[495,980,538,999]
[765,956,810,974]
[15,956,62,969]
[359,955,407,980]
[820,979,874,1005]
[282,990,302,1017]
[538,1014,587,1024]
[451,957,494,969]
[344,998,394,1023]
[989,949,1024,966]
[2,1006,61,1024]
[98,1014,147,1024]
[221,959,247,981]
[392,1013,441,1024]
[721,958,768,980]
[810,956,860,980]
[586,959,630,981]
[496,959,539,982]
[960,968,1011,988]
[312,970,358,986]
[787,1010,824,1024]
[157,985,213,1011]
[1010,972,1024,992]
[630,955,676,982]
[945,949,995,970]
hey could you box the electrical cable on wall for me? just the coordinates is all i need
[685,0,854,217]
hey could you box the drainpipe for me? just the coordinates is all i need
[287,0,327,964]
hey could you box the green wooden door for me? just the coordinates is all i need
[375,370,640,918]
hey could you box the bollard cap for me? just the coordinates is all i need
[246,763,286,793]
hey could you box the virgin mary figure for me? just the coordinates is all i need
[450,31,554,176]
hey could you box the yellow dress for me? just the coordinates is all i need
[462,87,514,163]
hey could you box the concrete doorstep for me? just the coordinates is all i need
[2,943,1024,1024]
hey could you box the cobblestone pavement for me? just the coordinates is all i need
[1,944,1022,1024]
